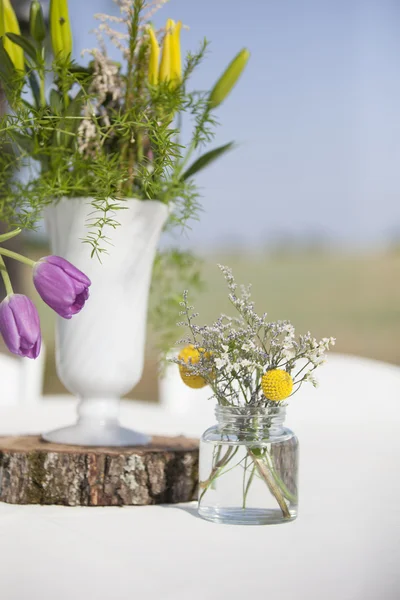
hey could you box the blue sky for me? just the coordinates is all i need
[68,0,400,250]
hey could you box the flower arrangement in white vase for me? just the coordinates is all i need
[175,265,335,525]
[0,0,250,445]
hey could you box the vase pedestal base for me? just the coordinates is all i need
[42,422,150,447]
[0,435,199,506]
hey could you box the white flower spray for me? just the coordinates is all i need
[175,265,335,407]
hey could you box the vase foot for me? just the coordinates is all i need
[41,422,151,447]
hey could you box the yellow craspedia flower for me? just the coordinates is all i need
[178,345,210,389]
[262,369,293,401]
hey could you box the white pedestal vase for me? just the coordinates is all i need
[42,197,169,447]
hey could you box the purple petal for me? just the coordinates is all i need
[34,262,77,312]
[0,298,21,354]
[0,295,41,359]
[41,256,91,287]
[70,288,90,315]
[34,257,91,319]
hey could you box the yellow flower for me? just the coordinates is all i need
[148,25,159,85]
[158,19,182,87]
[261,369,293,402]
[159,18,174,82]
[50,0,72,63]
[178,345,211,390]
[170,20,182,86]
[0,0,24,72]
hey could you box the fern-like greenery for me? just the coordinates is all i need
[0,0,249,348]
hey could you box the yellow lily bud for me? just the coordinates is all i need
[148,25,159,86]
[50,0,72,63]
[170,20,182,87]
[159,18,174,83]
[209,48,250,109]
[0,0,24,72]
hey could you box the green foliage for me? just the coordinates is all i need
[150,248,205,354]
[0,0,249,346]
[0,2,249,253]
[182,142,235,181]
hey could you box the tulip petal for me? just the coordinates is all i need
[34,261,77,315]
[12,295,41,346]
[0,294,41,359]
[0,298,21,354]
[33,256,91,319]
[43,255,91,286]
[70,288,89,315]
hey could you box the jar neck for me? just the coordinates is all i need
[215,405,287,436]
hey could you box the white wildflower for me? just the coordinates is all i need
[304,372,319,388]
[174,265,334,407]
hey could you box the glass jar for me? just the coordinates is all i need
[198,405,298,525]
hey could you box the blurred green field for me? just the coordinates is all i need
[21,245,400,401]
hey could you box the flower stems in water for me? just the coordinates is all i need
[199,446,239,502]
[242,461,256,509]
[248,449,291,519]
[200,443,294,518]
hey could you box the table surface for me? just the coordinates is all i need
[0,354,399,600]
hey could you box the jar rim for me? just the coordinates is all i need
[215,404,287,418]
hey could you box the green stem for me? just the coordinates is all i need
[0,247,36,268]
[0,255,13,296]
[0,228,21,244]
[175,139,195,180]
[249,449,291,519]
[242,454,248,507]
[199,446,239,502]
[243,464,256,509]
[39,70,46,107]
[210,444,222,491]
[264,450,297,503]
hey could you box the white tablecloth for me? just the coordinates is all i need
[0,354,399,600]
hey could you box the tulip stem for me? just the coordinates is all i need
[0,247,36,268]
[0,256,13,296]
[0,228,21,244]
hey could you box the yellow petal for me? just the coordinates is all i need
[159,18,174,82]
[147,25,159,85]
[170,20,182,87]
[50,0,72,63]
[0,0,24,72]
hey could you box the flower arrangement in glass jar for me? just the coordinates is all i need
[175,265,335,525]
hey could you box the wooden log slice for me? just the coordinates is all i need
[0,435,199,506]
[271,438,298,499]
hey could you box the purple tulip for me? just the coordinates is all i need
[33,256,91,319]
[0,294,41,359]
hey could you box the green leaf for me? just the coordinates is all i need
[49,88,63,114]
[6,33,38,62]
[10,131,35,154]
[52,90,84,155]
[181,142,235,181]
[0,38,16,86]
[26,68,41,108]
